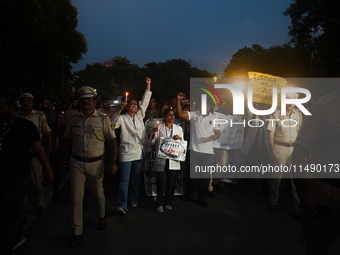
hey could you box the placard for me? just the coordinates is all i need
[248,71,287,106]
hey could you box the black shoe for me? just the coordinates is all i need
[35,206,43,216]
[69,235,83,249]
[198,199,209,208]
[98,217,107,230]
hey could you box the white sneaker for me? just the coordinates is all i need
[117,207,127,215]
[165,205,172,210]
[156,206,163,213]
[13,236,27,251]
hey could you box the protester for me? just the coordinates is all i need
[150,108,183,212]
[0,91,54,254]
[59,86,118,249]
[97,95,117,119]
[111,77,152,214]
[144,97,159,121]
[159,102,169,117]
[176,92,220,207]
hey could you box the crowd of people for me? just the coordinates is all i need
[1,72,340,254]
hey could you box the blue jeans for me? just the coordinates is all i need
[118,158,144,210]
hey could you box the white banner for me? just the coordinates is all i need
[213,113,244,150]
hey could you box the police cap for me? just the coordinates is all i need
[78,86,97,99]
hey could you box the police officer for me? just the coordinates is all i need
[267,92,302,216]
[17,92,52,215]
[59,86,118,249]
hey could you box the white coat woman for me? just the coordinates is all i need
[150,108,183,213]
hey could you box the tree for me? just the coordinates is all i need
[223,44,310,78]
[74,60,144,102]
[0,0,87,95]
[143,59,214,103]
[73,58,214,104]
[284,0,340,76]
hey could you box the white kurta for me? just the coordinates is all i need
[150,123,183,172]
[111,89,152,162]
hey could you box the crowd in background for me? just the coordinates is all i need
[1,72,340,254]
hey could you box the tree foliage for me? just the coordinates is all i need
[73,59,214,104]
[223,44,310,78]
[284,0,340,76]
[0,0,87,95]
[144,59,213,103]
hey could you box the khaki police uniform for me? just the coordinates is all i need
[267,109,302,211]
[294,88,340,254]
[18,109,51,207]
[63,110,116,235]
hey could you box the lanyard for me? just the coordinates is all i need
[165,124,173,139]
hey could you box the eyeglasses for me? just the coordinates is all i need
[129,104,138,107]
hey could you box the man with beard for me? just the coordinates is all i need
[0,91,54,253]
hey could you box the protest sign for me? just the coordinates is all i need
[248,71,287,106]
[157,138,187,161]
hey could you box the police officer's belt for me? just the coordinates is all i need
[72,153,103,163]
[275,141,295,147]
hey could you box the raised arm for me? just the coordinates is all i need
[139,77,152,117]
[146,77,151,91]
[111,101,127,125]
[176,92,189,120]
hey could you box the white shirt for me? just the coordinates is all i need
[188,111,219,154]
[111,89,152,162]
[150,123,183,171]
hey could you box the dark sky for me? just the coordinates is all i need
[71,0,293,75]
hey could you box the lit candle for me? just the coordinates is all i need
[125,92,128,102]
[157,121,159,127]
